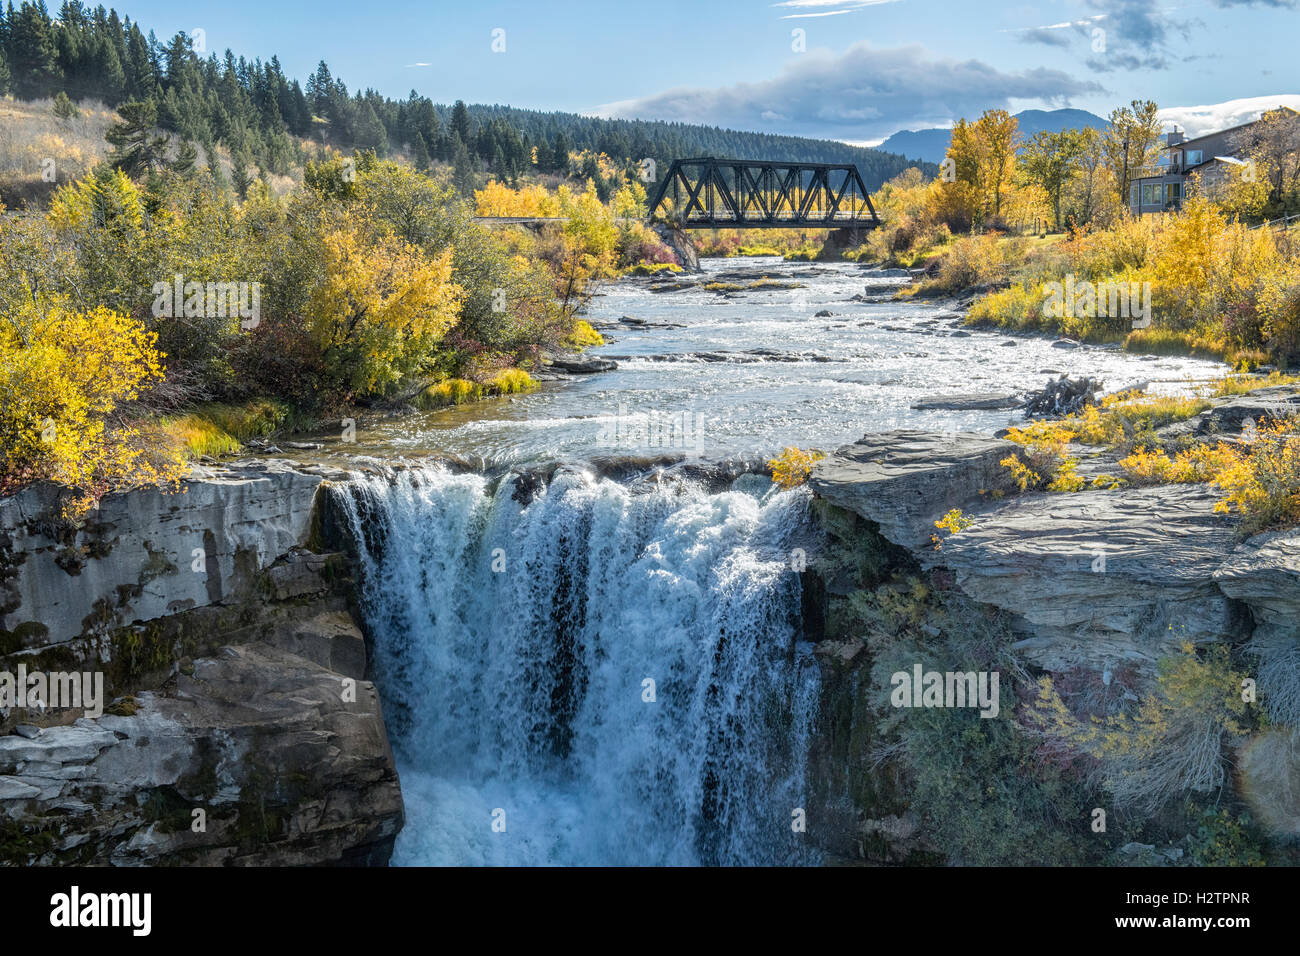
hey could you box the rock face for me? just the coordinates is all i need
[651,224,701,272]
[803,426,1300,862]
[1,641,401,865]
[809,430,1018,551]
[1215,530,1300,643]
[1,459,323,653]
[0,463,403,866]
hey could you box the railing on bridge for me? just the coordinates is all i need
[647,157,881,230]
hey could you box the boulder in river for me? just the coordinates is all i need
[549,355,618,374]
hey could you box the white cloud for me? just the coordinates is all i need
[773,0,902,17]
[594,41,1103,140]
[1160,94,1300,137]
[771,0,898,7]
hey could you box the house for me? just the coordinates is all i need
[1128,108,1297,216]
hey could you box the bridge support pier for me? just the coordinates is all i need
[652,224,700,272]
[822,227,870,258]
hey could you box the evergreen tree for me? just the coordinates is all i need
[205,145,227,189]
[105,100,172,177]
[412,131,431,172]
[52,88,77,118]
[124,25,157,99]
[411,97,439,151]
[452,134,475,196]
[354,100,388,154]
[9,1,60,98]
[229,147,253,199]
[305,59,332,117]
[451,99,472,144]
[171,139,198,176]
[551,131,570,173]
[90,30,126,104]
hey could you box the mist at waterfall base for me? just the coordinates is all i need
[333,466,822,866]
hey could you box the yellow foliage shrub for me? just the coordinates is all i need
[0,303,186,515]
[934,508,975,534]
[1213,370,1300,397]
[768,447,826,488]
[417,369,536,409]
[564,319,605,349]
[488,369,536,395]
[474,181,560,218]
[1027,642,1250,811]
[1210,419,1300,534]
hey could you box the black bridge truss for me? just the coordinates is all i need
[647,157,880,230]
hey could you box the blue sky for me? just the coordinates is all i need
[117,0,1298,141]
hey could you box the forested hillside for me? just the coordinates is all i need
[0,2,933,188]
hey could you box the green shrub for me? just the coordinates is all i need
[1188,807,1266,867]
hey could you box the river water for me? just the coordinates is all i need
[322,255,1228,468]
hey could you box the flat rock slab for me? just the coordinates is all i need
[910,393,1022,411]
[810,430,1018,551]
[549,356,618,373]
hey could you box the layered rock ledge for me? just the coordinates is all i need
[0,461,401,866]
[811,430,1293,672]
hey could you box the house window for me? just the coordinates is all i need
[1165,183,1181,205]
[1141,183,1163,205]
[1185,149,1203,165]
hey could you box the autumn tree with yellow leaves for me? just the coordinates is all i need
[307,226,465,400]
[0,301,186,516]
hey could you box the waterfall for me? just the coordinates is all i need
[331,465,822,866]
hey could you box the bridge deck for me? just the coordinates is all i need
[473,215,882,230]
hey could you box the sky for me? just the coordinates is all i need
[116,0,1299,143]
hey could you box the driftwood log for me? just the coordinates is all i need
[1022,375,1102,419]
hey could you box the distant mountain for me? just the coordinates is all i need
[877,108,1109,164]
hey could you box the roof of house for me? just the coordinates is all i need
[1132,107,1298,183]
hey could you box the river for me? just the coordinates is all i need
[318,255,1228,468]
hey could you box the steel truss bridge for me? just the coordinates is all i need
[645,157,881,230]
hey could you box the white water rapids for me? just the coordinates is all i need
[332,465,822,866]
